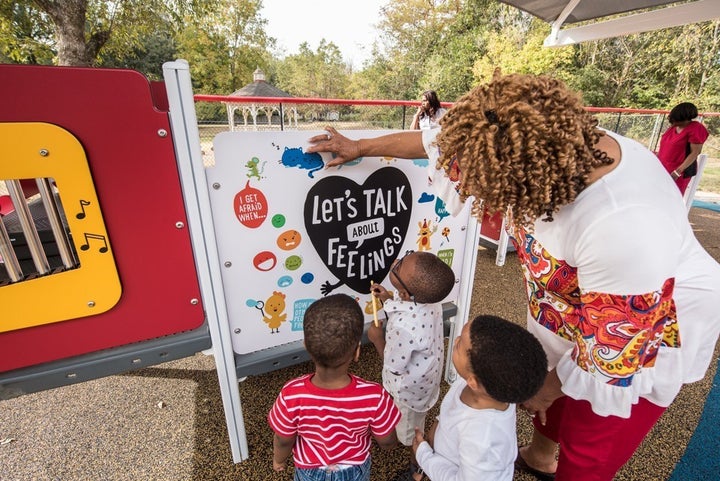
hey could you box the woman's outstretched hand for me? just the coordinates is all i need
[307,126,362,168]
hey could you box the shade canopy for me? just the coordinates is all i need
[498,0,720,46]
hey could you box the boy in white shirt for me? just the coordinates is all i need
[412,315,547,481]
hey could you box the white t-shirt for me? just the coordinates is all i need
[415,378,517,481]
[422,128,467,217]
[423,128,720,418]
[382,293,445,412]
[419,108,447,130]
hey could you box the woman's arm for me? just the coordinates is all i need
[519,369,563,425]
[671,142,704,178]
[411,106,423,130]
[307,126,427,167]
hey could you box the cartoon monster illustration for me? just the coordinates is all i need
[364,297,384,315]
[277,229,302,250]
[246,156,266,180]
[280,147,324,178]
[416,218,437,252]
[262,291,287,333]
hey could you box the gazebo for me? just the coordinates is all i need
[224,68,298,131]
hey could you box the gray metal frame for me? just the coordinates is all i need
[0,326,210,400]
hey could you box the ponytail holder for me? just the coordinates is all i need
[484,109,499,125]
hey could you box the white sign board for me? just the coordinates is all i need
[208,131,472,354]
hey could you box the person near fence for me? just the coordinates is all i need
[656,102,709,195]
[307,70,720,481]
[268,293,400,481]
[411,90,447,130]
[412,314,547,481]
[368,250,456,481]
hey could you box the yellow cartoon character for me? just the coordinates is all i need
[263,291,287,333]
[416,218,437,252]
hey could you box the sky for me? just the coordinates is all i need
[260,0,387,68]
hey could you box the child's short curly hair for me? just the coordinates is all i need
[407,251,455,304]
[467,315,547,404]
[435,70,614,225]
[303,294,364,368]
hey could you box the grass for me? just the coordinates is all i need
[699,157,720,194]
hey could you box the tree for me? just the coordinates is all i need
[0,0,222,66]
[175,0,272,94]
[0,1,54,64]
[472,10,573,83]
[274,40,350,98]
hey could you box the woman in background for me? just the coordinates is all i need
[656,102,709,195]
[411,90,447,130]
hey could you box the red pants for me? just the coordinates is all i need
[534,396,666,481]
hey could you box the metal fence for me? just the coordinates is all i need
[193,95,720,166]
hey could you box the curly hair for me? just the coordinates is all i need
[467,315,548,404]
[303,294,364,368]
[435,70,614,225]
[407,251,455,304]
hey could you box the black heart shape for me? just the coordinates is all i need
[304,166,413,294]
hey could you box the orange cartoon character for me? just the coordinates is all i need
[416,218,437,252]
[262,291,287,333]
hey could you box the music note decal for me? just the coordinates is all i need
[80,233,109,253]
[76,199,91,219]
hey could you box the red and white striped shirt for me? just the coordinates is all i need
[268,373,400,468]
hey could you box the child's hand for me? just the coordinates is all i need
[371,283,392,302]
[412,426,425,454]
[272,459,286,472]
[368,319,384,345]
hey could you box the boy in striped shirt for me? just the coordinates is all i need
[268,293,401,480]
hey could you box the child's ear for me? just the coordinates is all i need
[466,374,485,394]
[354,343,361,362]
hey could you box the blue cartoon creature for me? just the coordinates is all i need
[280,147,324,178]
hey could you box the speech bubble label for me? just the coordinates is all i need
[435,197,449,220]
[234,181,268,228]
[291,298,316,331]
[346,217,385,248]
[437,249,455,268]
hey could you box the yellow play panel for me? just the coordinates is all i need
[0,122,121,332]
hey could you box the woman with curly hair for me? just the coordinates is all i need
[307,71,720,481]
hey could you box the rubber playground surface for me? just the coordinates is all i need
[0,206,718,481]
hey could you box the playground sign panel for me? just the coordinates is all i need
[208,131,472,354]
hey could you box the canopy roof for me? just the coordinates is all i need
[498,0,720,46]
[228,68,293,99]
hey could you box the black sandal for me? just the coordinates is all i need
[515,450,556,481]
[391,463,425,481]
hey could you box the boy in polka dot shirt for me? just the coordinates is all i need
[369,250,455,480]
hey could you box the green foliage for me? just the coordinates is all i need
[274,40,350,100]
[0,0,54,64]
[2,0,720,119]
[99,29,176,80]
[170,0,271,94]
[472,15,573,82]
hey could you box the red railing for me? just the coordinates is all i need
[193,94,719,165]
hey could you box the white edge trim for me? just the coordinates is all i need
[162,59,249,463]
[544,0,720,47]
